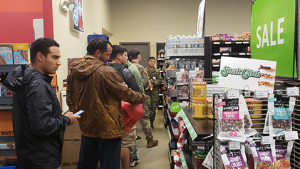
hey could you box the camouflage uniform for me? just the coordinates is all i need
[145,67,162,123]
[132,62,153,141]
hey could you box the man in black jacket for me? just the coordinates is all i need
[108,45,140,169]
[4,37,80,169]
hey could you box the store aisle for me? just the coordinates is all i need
[134,110,170,169]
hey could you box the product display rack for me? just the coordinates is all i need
[157,42,166,110]
[0,64,17,157]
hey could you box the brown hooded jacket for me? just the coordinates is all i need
[67,55,146,139]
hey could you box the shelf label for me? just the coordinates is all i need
[214,42,220,44]
[243,41,249,44]
[225,42,231,44]
[167,126,172,141]
[180,151,188,169]
[236,42,243,44]
[181,112,197,140]
[247,53,250,55]
[245,91,251,97]
[285,131,299,140]
[229,141,240,150]
[214,53,221,56]
[255,90,268,98]
[261,136,273,144]
[213,64,219,67]
[227,90,239,99]
[223,53,229,56]
[239,53,246,55]
[287,87,299,96]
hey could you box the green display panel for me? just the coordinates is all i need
[251,0,296,77]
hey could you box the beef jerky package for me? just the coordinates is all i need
[275,140,294,169]
[221,145,248,169]
[176,69,189,85]
[269,96,295,136]
[263,94,275,134]
[218,98,245,142]
[240,95,257,137]
[250,141,276,169]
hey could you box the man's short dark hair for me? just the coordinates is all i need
[148,57,155,61]
[110,45,127,61]
[129,48,141,60]
[87,38,112,55]
[30,37,59,63]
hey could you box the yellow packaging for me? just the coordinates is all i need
[206,98,213,119]
[192,82,207,101]
[192,100,207,119]
[245,98,263,118]
[13,43,30,64]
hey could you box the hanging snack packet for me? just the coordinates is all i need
[275,140,294,169]
[245,138,255,169]
[221,144,248,169]
[176,69,189,85]
[263,94,275,134]
[189,68,204,82]
[240,95,257,137]
[269,96,295,136]
[250,141,276,169]
[218,98,245,142]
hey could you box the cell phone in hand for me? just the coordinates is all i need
[74,110,84,116]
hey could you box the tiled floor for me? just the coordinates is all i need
[133,110,170,169]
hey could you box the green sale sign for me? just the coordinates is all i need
[251,0,296,77]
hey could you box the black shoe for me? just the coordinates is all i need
[136,135,141,140]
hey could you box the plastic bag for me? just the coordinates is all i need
[269,96,295,136]
[275,140,294,169]
[250,140,276,169]
[221,145,248,169]
[240,96,257,137]
[245,138,255,169]
[218,98,245,142]
[263,94,274,134]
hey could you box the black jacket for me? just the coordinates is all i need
[108,63,140,92]
[3,65,70,169]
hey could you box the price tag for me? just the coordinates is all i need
[255,90,268,98]
[243,41,250,44]
[229,141,240,150]
[287,87,299,96]
[245,91,251,97]
[236,42,242,44]
[181,112,197,140]
[214,42,220,44]
[285,131,299,140]
[261,136,273,144]
[239,53,246,55]
[247,53,250,55]
[225,42,231,44]
[223,53,229,56]
[214,53,220,56]
[227,90,239,99]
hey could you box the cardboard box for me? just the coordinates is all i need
[13,43,30,64]
[50,74,57,86]
[0,44,13,65]
[0,110,13,136]
[61,140,81,169]
[61,122,82,169]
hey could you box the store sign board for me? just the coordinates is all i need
[250,0,295,77]
[196,0,205,37]
[181,112,197,140]
[180,151,188,169]
[218,57,276,93]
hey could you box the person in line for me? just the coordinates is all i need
[66,38,146,169]
[108,45,139,169]
[4,37,80,169]
[129,48,159,148]
[145,57,162,129]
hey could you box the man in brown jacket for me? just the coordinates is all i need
[66,38,146,169]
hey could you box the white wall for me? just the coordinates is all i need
[52,0,112,89]
[110,0,252,57]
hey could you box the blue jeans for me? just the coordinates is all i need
[77,135,121,169]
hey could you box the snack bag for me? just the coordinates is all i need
[240,95,257,137]
[275,140,294,169]
[176,69,189,85]
[189,68,204,82]
[269,96,295,136]
[218,98,245,142]
[221,145,248,169]
[177,86,189,100]
[250,141,276,169]
[245,138,255,169]
[263,94,275,134]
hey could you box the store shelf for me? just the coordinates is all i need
[212,41,250,45]
[168,143,175,169]
[0,136,14,141]
[171,122,179,138]
[181,107,214,142]
[213,52,251,57]
[180,150,193,169]
[0,149,16,156]
[157,58,165,60]
[0,96,13,105]
[0,64,23,72]
[169,55,205,58]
